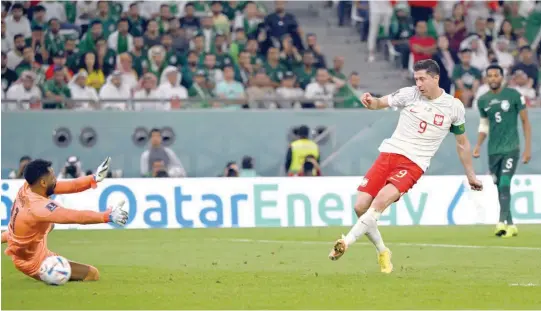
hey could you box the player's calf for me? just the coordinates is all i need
[69,261,100,281]
[354,192,373,217]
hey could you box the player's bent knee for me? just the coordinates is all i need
[84,266,100,281]
[354,192,373,216]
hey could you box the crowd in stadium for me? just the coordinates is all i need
[1,0,358,110]
[348,0,540,107]
[1,0,540,111]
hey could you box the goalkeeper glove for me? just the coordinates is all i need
[94,157,111,182]
[105,200,129,226]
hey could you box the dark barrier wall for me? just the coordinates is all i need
[2,110,539,177]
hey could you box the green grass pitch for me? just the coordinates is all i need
[2,225,541,310]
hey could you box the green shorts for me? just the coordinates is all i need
[488,150,519,186]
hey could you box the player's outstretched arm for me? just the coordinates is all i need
[359,93,390,110]
[519,108,531,164]
[455,133,483,191]
[473,118,489,158]
[33,200,128,226]
[54,157,111,195]
[54,175,98,195]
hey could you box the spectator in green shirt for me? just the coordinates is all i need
[44,18,64,58]
[328,56,346,80]
[96,1,118,39]
[64,38,80,73]
[426,7,444,39]
[335,72,365,108]
[279,35,302,71]
[229,28,247,63]
[506,2,527,37]
[43,66,71,109]
[161,33,183,68]
[107,18,133,54]
[31,5,48,31]
[96,37,117,77]
[452,48,482,107]
[190,0,210,14]
[188,69,215,108]
[211,32,235,69]
[79,20,104,54]
[127,2,145,37]
[263,47,288,87]
[129,36,148,78]
[156,4,173,34]
[294,51,317,90]
[64,1,77,24]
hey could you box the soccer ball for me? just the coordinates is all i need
[39,256,71,286]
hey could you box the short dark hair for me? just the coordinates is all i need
[241,156,254,169]
[34,5,45,12]
[11,3,23,10]
[298,125,310,138]
[13,33,24,41]
[223,64,234,71]
[413,59,440,76]
[24,159,52,185]
[486,64,504,75]
[520,45,532,53]
[185,3,194,8]
[118,18,129,24]
[20,155,32,163]
[129,2,138,8]
[150,128,161,136]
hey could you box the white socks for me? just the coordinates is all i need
[366,225,387,253]
[344,207,381,246]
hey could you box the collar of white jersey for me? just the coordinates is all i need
[421,88,446,102]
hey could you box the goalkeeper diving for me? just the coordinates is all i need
[1,157,129,282]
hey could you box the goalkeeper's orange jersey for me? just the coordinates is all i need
[4,176,107,261]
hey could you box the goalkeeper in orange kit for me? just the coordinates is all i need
[1,157,128,282]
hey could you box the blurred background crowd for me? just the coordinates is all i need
[2,0,540,178]
[2,0,540,111]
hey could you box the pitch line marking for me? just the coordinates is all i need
[216,238,541,251]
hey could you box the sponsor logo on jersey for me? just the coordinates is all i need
[501,100,510,112]
[360,178,369,187]
[45,202,58,212]
[433,114,444,126]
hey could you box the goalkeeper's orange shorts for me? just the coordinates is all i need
[9,249,58,279]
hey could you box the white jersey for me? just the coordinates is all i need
[379,86,466,171]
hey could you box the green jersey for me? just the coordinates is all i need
[263,61,288,83]
[477,87,525,155]
[44,31,65,56]
[294,66,317,89]
[43,80,71,109]
[452,65,482,89]
[335,84,364,108]
[328,68,347,80]
[130,50,148,77]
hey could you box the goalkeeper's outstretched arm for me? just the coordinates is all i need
[54,175,98,195]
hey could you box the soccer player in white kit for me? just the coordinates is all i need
[328,60,483,273]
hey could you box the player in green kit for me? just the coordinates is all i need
[473,64,532,238]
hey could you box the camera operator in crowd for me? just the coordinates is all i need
[57,156,84,179]
[221,161,240,177]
